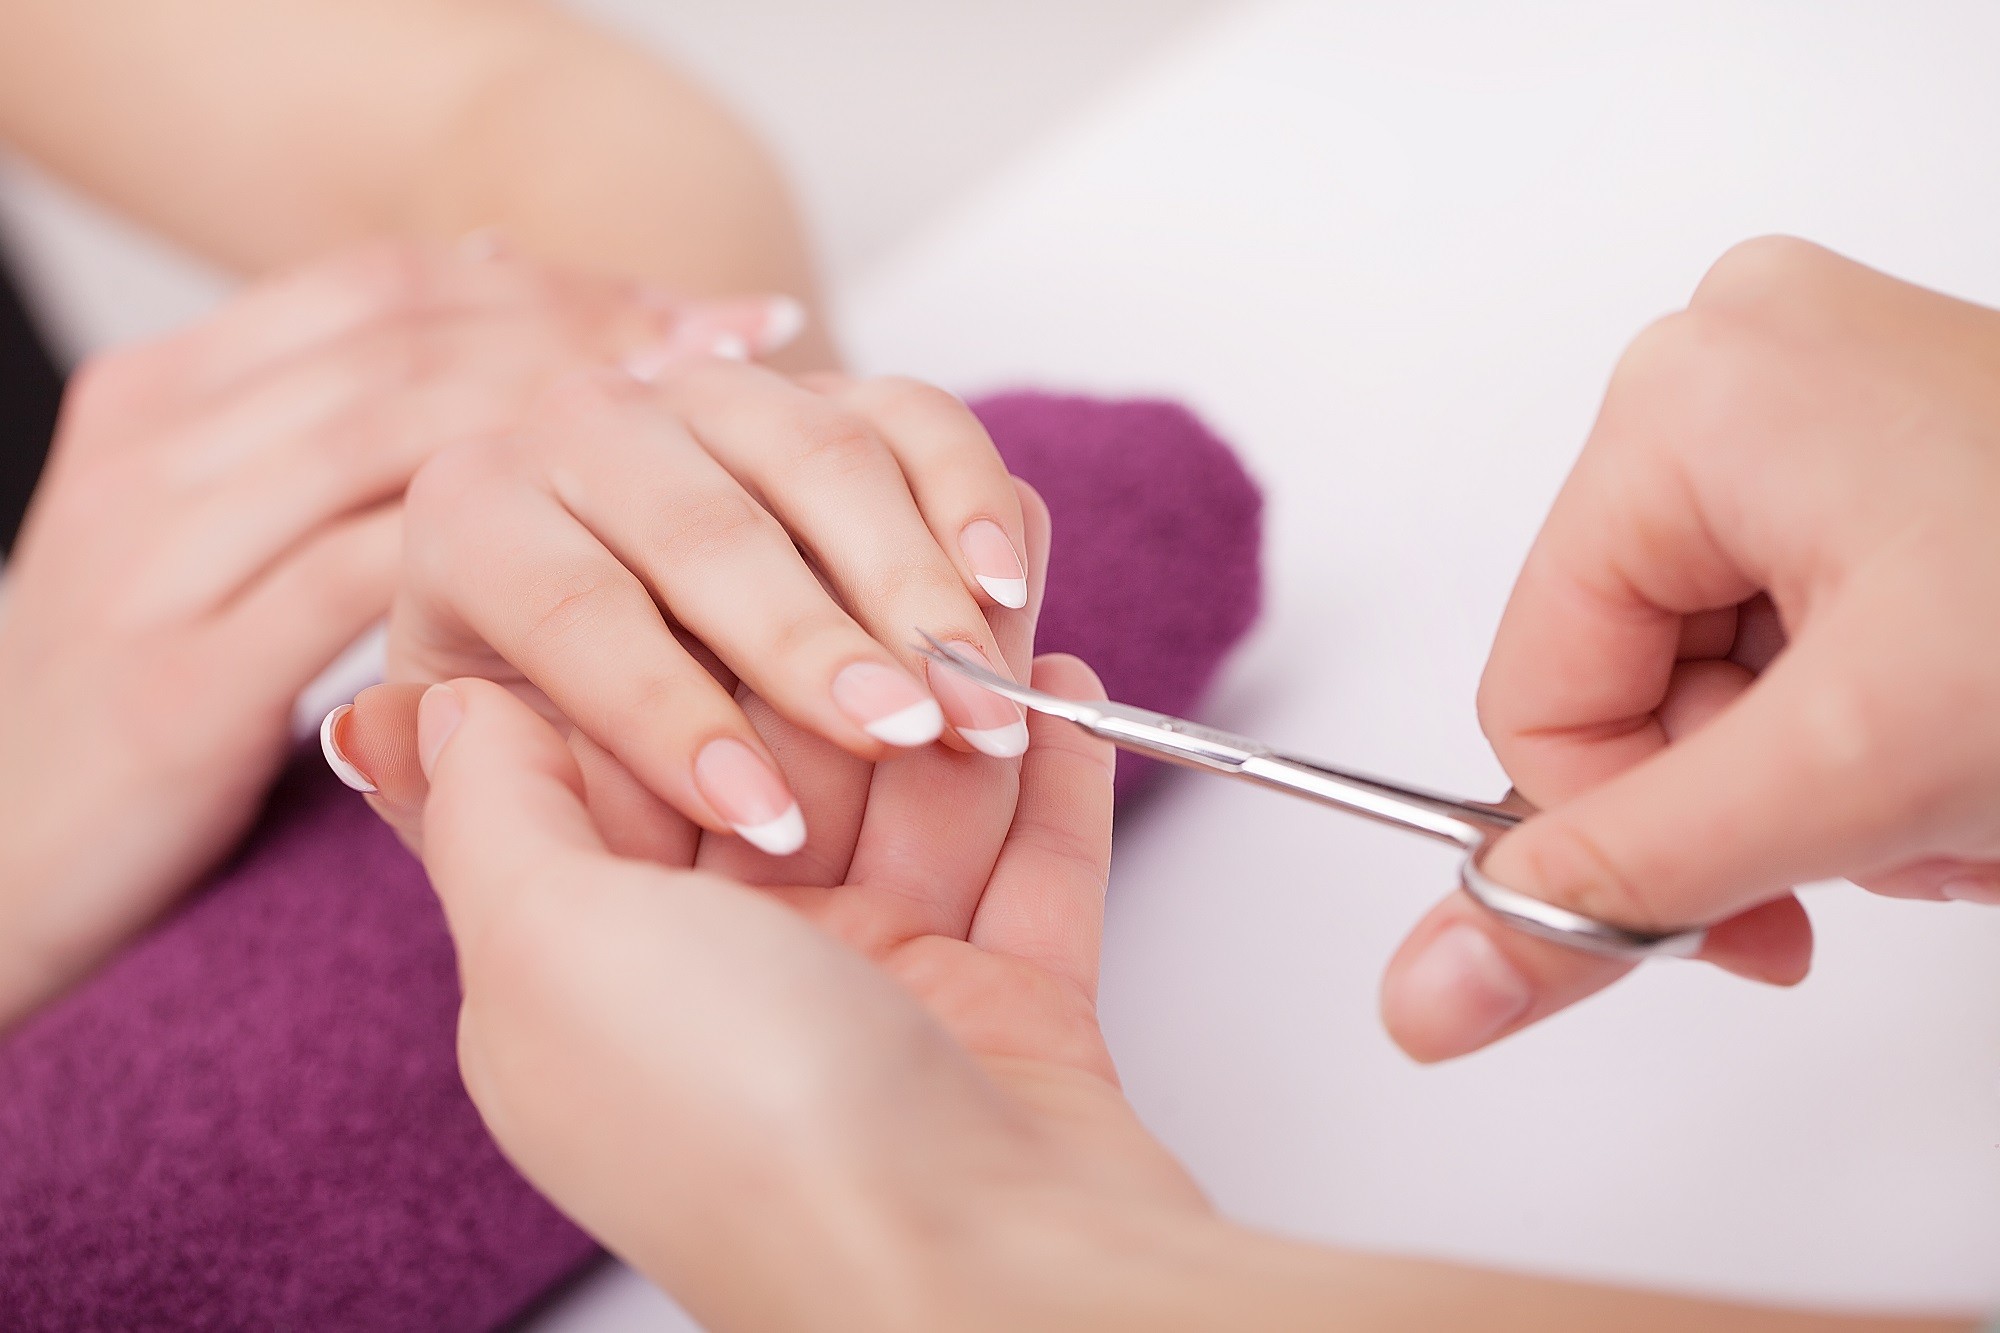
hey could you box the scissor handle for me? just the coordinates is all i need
[1458,839,1707,960]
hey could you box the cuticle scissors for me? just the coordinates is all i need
[915,632,1705,962]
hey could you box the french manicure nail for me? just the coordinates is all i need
[832,662,944,747]
[319,704,376,793]
[417,684,464,780]
[1401,923,1533,1055]
[754,295,808,354]
[695,738,806,855]
[925,642,1029,758]
[1940,876,2000,905]
[959,519,1028,609]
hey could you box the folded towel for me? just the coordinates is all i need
[0,391,1262,1330]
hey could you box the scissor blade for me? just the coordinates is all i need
[915,629,1270,775]
[911,631,1102,725]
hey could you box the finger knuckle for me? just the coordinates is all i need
[658,489,772,566]
[1690,234,1836,315]
[519,566,623,659]
[1788,670,1903,786]
[861,374,965,420]
[765,605,861,664]
[1605,308,1767,446]
[534,366,645,424]
[790,411,889,478]
[869,556,966,611]
[406,438,505,523]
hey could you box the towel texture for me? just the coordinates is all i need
[0,392,1261,1330]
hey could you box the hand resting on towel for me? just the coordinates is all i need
[0,240,799,1027]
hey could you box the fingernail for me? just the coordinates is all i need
[417,684,464,780]
[709,333,750,362]
[959,520,1028,609]
[832,662,944,748]
[925,642,1029,758]
[456,227,507,262]
[1940,876,2000,905]
[319,704,376,793]
[1400,923,1533,1056]
[695,738,806,855]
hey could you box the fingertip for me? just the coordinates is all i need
[1699,893,1814,985]
[1381,895,1633,1062]
[320,705,376,793]
[342,684,428,802]
[1381,914,1535,1063]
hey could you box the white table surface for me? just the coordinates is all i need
[541,2,2000,1323]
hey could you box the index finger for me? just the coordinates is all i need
[1475,314,1762,804]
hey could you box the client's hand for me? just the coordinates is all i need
[0,239,799,1026]
[333,364,1038,859]
[1382,237,2000,1061]
[367,669,1211,1332]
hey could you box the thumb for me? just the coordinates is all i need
[410,678,609,945]
[1382,618,1925,1061]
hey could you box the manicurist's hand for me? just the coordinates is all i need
[0,238,799,1026]
[327,364,1037,860]
[1383,237,2000,1061]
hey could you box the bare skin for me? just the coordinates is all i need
[0,0,836,365]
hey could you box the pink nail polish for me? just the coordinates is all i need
[695,738,806,855]
[925,643,1029,758]
[319,704,376,793]
[832,662,944,747]
[417,685,464,779]
[1400,923,1532,1055]
[959,520,1027,609]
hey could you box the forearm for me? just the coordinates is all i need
[0,0,833,364]
[935,1202,1977,1333]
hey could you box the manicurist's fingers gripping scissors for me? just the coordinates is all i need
[916,633,1705,962]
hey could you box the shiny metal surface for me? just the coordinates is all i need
[916,632,1707,961]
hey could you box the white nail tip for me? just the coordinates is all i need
[733,804,807,857]
[975,574,1029,609]
[756,295,808,354]
[863,699,946,748]
[319,705,376,793]
[959,719,1031,759]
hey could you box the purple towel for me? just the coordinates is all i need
[0,392,1262,1330]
